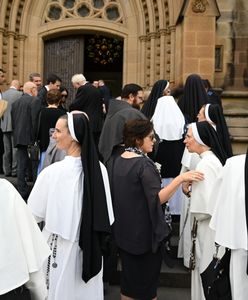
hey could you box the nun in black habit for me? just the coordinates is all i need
[197,103,233,158]
[141,79,170,119]
[28,112,114,300]
[184,121,227,300]
[178,74,209,123]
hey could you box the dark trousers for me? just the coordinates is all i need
[3,132,17,176]
[17,145,30,200]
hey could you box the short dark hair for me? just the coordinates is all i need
[121,83,143,99]
[123,119,153,148]
[46,73,62,85]
[46,89,62,105]
[29,72,41,81]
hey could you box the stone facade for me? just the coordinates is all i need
[0,0,247,153]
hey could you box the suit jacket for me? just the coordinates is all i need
[11,93,35,147]
[99,99,147,164]
[1,88,22,132]
[69,84,103,133]
[37,86,48,107]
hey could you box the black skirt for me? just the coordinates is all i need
[0,285,31,300]
[119,248,162,299]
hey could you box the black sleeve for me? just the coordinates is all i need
[139,159,167,252]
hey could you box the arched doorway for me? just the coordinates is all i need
[44,34,123,103]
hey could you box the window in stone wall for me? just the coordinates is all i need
[106,5,120,20]
[48,5,62,20]
[77,4,91,17]
[215,45,223,72]
[45,0,123,24]
[64,0,75,9]
[93,0,105,9]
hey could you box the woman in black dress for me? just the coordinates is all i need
[37,89,65,173]
[111,119,204,300]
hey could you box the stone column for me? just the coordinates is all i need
[17,34,26,84]
[0,28,4,67]
[148,32,157,86]
[180,0,218,83]
[169,26,176,84]
[159,29,167,80]
[7,31,15,82]
[139,35,147,87]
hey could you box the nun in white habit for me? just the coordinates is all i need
[28,112,114,300]
[152,95,186,215]
[210,150,248,300]
[177,147,200,268]
[184,121,227,300]
[0,178,50,299]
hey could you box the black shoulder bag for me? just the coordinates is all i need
[28,112,41,161]
[200,244,232,300]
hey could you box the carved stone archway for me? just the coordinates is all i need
[0,0,176,89]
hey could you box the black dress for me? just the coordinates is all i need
[112,155,166,299]
[37,107,65,152]
[155,139,185,178]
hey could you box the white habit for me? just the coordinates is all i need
[0,179,50,299]
[152,95,186,215]
[177,147,200,267]
[28,156,114,300]
[210,154,248,300]
[190,151,223,300]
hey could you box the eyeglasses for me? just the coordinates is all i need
[147,133,155,141]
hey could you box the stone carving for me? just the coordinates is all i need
[44,0,123,24]
[192,0,208,13]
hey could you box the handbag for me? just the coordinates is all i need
[28,111,41,161]
[28,141,40,161]
[189,217,198,271]
[200,246,232,300]
[160,203,174,268]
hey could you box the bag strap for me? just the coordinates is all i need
[34,111,42,143]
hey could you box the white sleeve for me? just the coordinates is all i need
[27,168,50,220]
[25,270,47,300]
[99,162,115,225]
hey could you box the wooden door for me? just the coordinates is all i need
[44,36,84,104]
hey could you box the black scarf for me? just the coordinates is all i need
[72,113,111,282]
[208,104,233,158]
[141,80,169,119]
[178,74,208,123]
[196,121,227,166]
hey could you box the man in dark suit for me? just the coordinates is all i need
[99,79,111,114]
[12,81,38,200]
[69,74,103,147]
[32,73,62,141]
[1,80,22,176]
